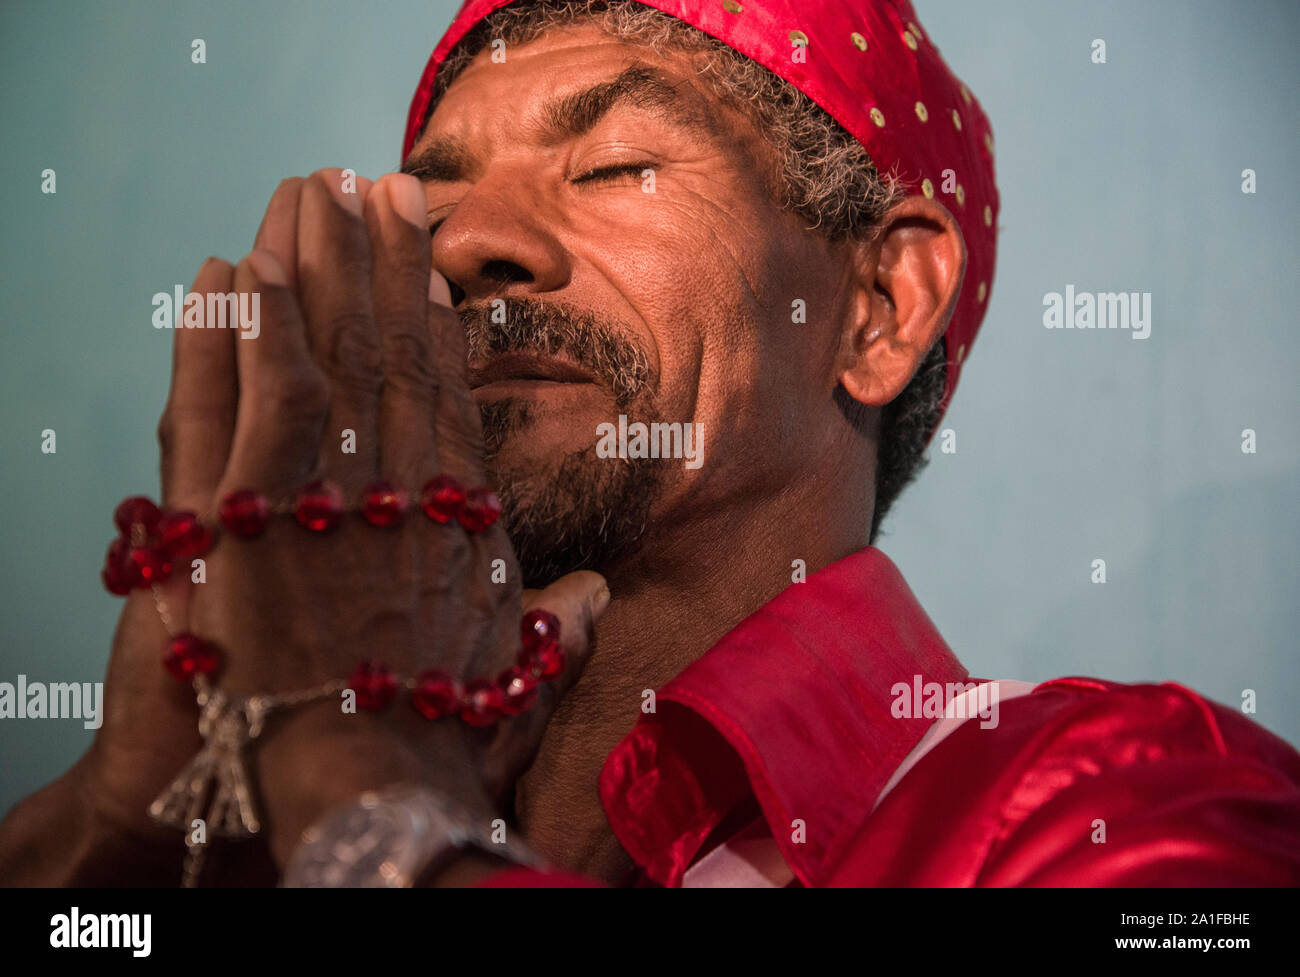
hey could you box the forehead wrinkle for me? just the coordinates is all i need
[405,56,735,181]
[523,61,723,147]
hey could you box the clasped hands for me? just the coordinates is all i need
[86,170,609,878]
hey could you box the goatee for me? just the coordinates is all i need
[465,299,665,587]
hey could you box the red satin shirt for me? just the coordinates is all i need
[481,548,1300,887]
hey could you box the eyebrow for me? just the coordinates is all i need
[401,63,716,183]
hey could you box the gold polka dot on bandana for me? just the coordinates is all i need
[983,205,993,227]
[850,31,867,51]
[903,30,917,50]
[789,29,808,46]
[870,107,885,127]
[951,109,962,131]
[921,178,934,199]
[976,282,987,303]
[956,185,965,206]
[915,101,928,122]
[957,343,966,364]
[722,0,742,12]
[908,21,925,42]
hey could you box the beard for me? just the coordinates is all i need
[480,398,664,587]
[465,299,667,588]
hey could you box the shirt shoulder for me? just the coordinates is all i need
[829,677,1300,886]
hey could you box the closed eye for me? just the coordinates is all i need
[572,162,655,184]
[426,161,656,235]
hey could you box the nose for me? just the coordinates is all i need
[431,171,570,306]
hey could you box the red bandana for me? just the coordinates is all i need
[403,0,999,425]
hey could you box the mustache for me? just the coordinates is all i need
[459,297,652,405]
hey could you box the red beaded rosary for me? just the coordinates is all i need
[102,477,565,728]
[104,476,560,885]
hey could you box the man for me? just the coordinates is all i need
[2,0,1298,887]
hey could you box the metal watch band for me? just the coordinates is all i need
[282,784,542,888]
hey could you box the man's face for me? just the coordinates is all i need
[407,24,852,584]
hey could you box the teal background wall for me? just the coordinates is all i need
[2,0,1297,816]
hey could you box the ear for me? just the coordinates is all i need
[837,196,966,407]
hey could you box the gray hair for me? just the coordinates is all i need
[425,0,948,540]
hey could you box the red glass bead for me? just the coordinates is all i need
[158,510,213,560]
[497,666,539,716]
[348,662,397,711]
[458,486,501,532]
[459,678,505,727]
[520,641,565,680]
[114,496,162,535]
[361,480,409,528]
[101,537,136,595]
[219,489,270,538]
[521,609,561,652]
[163,634,221,682]
[294,479,344,532]
[128,545,174,585]
[420,475,465,524]
[520,610,564,678]
[411,669,461,720]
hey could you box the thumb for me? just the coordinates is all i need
[520,570,611,701]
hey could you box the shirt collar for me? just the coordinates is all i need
[598,546,969,887]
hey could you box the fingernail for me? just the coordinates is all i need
[386,174,428,228]
[591,583,612,618]
[429,271,452,307]
[246,249,287,285]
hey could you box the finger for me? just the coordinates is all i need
[429,271,487,488]
[159,256,238,514]
[296,169,381,492]
[255,175,373,292]
[518,570,611,719]
[219,250,330,496]
[365,173,441,489]
[252,178,304,291]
